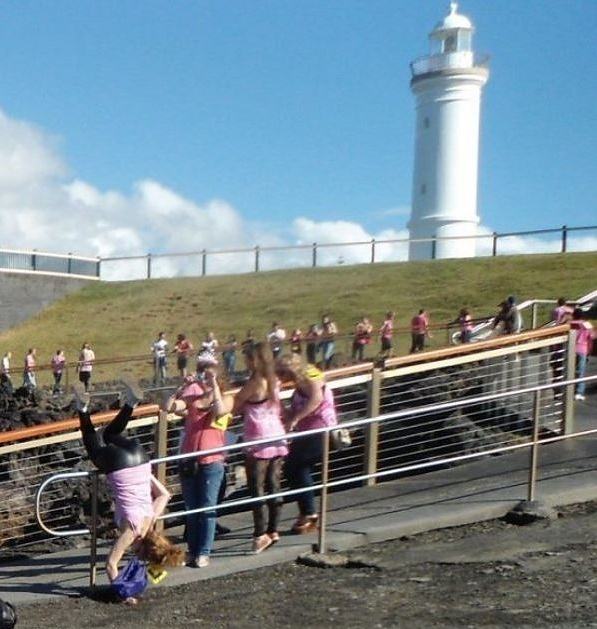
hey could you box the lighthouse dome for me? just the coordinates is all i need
[432,2,473,34]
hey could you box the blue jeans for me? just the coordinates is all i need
[284,435,323,516]
[180,462,225,557]
[576,353,588,395]
[223,351,236,376]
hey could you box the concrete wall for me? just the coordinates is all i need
[0,271,93,332]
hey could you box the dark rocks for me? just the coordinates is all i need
[504,500,559,525]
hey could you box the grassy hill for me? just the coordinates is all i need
[0,252,595,385]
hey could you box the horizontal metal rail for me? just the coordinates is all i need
[35,372,597,537]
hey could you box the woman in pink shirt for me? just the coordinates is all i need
[167,353,234,568]
[379,311,395,358]
[275,354,338,534]
[51,349,66,394]
[233,342,287,553]
[570,308,594,401]
[458,308,474,344]
[75,378,183,601]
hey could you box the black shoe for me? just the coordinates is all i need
[215,523,231,537]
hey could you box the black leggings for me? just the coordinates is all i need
[78,405,149,474]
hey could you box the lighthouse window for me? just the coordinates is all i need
[420,184,426,195]
[424,117,430,129]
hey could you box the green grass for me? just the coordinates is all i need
[1,252,595,386]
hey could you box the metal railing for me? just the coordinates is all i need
[98,224,597,280]
[2,326,575,554]
[410,51,490,77]
[0,248,100,279]
[35,368,596,587]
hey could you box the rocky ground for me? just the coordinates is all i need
[14,501,597,628]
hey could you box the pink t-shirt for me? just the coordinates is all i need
[552,306,572,324]
[291,384,338,432]
[571,320,594,357]
[411,315,427,334]
[106,463,154,537]
[51,355,65,374]
[460,315,473,333]
[242,397,287,459]
[380,320,393,339]
[24,354,35,372]
[181,405,226,465]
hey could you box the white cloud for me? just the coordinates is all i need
[0,107,593,281]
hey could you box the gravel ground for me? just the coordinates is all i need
[16,501,597,628]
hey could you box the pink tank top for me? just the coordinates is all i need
[182,406,226,465]
[106,463,154,537]
[242,397,288,459]
[291,384,338,432]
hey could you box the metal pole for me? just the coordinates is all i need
[32,249,37,271]
[67,253,73,275]
[370,238,376,264]
[89,471,99,588]
[201,249,207,276]
[317,430,330,554]
[492,232,498,257]
[527,390,541,502]
[531,302,538,329]
[312,242,317,268]
[563,329,577,434]
[254,246,260,273]
[96,258,101,278]
[363,368,381,486]
[431,236,437,260]
[154,409,169,533]
[561,225,567,253]
[146,253,152,279]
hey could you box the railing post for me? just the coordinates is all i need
[363,368,381,486]
[146,253,152,279]
[561,225,568,253]
[312,242,317,268]
[527,390,541,502]
[201,249,207,277]
[32,249,37,271]
[431,236,437,260]
[531,302,538,329]
[96,258,101,278]
[317,430,330,554]
[492,232,498,257]
[89,471,99,588]
[154,409,169,533]
[370,238,376,264]
[67,253,73,275]
[563,329,577,434]
[254,246,260,273]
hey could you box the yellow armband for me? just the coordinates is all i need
[210,412,232,431]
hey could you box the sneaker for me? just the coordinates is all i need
[121,376,144,408]
[252,534,273,554]
[72,383,90,413]
[575,393,586,401]
[290,515,318,535]
[196,555,210,568]
[268,531,280,544]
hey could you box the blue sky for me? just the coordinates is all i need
[0,0,594,262]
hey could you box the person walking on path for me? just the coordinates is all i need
[458,308,474,344]
[275,354,338,535]
[233,342,287,554]
[305,324,321,366]
[77,342,96,391]
[74,378,183,602]
[51,350,66,394]
[23,348,37,391]
[379,312,395,358]
[166,353,233,568]
[222,334,238,378]
[267,322,286,359]
[201,332,219,355]
[151,332,169,385]
[552,298,573,325]
[570,308,594,401]
[352,317,373,362]
[320,314,338,370]
[1,351,12,395]
[410,310,430,353]
[174,334,194,379]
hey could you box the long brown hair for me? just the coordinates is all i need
[244,341,277,401]
[138,529,185,567]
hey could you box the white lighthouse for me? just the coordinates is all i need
[408,2,489,260]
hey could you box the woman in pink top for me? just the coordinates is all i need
[379,311,395,358]
[458,308,474,344]
[51,349,66,394]
[275,354,338,534]
[75,378,183,601]
[570,308,594,400]
[167,352,234,568]
[234,342,287,553]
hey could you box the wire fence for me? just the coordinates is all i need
[0,325,575,552]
